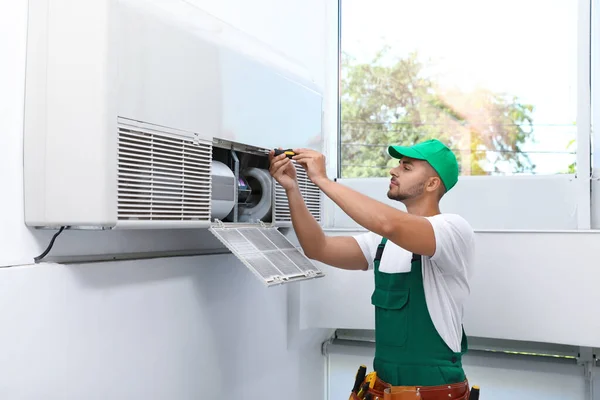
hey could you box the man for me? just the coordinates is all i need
[269,139,475,400]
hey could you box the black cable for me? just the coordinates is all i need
[34,226,68,263]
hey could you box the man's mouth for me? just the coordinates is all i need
[390,180,398,187]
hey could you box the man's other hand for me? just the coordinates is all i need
[269,149,298,191]
[292,148,329,186]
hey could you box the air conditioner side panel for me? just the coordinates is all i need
[24,0,117,228]
[23,0,50,227]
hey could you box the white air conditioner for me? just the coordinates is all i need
[23,0,324,285]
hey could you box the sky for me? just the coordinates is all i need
[341,0,578,174]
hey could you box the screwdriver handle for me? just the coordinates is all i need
[352,365,367,393]
[470,385,480,400]
[273,148,295,158]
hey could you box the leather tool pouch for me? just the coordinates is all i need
[380,387,470,400]
[383,387,422,400]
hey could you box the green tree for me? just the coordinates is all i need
[340,47,536,178]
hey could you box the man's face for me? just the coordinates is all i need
[387,157,431,202]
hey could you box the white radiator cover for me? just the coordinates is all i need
[23,0,323,229]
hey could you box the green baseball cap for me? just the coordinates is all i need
[388,139,459,191]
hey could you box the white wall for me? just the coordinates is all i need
[0,256,331,399]
[0,0,336,398]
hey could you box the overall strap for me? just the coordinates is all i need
[374,237,420,267]
[374,237,388,268]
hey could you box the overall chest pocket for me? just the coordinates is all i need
[371,288,410,347]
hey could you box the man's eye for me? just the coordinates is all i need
[404,166,411,171]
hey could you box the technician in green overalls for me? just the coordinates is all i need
[270,139,475,399]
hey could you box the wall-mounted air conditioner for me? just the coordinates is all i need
[23,0,324,285]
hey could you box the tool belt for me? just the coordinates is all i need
[349,374,470,400]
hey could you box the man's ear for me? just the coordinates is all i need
[426,176,442,193]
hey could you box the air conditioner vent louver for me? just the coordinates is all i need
[274,162,321,223]
[117,123,212,221]
[274,184,291,222]
[297,165,321,222]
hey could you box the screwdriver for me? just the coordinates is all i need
[352,365,367,394]
[273,148,296,158]
[357,382,370,398]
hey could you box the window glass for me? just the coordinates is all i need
[340,0,578,177]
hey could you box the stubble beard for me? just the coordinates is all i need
[387,181,425,202]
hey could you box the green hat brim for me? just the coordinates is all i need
[387,145,426,161]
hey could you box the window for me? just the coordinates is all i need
[339,0,579,178]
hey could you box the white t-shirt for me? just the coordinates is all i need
[352,213,475,353]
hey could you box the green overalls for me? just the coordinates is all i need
[372,238,468,387]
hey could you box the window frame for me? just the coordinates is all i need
[330,0,598,231]
[592,0,600,178]
[576,0,592,229]
[592,0,600,228]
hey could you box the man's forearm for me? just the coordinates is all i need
[314,178,390,235]
[315,177,410,237]
[313,177,436,256]
[285,185,326,258]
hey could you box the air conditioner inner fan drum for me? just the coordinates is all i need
[238,167,273,223]
[210,160,236,220]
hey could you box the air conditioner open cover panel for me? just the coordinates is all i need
[209,225,324,286]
